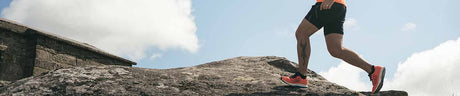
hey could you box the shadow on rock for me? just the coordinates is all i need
[360,90,408,96]
[226,85,305,96]
[227,85,363,96]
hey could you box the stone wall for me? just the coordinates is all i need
[0,18,135,81]
[0,28,36,81]
[33,35,132,75]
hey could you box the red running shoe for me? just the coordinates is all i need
[280,72,308,88]
[369,65,386,94]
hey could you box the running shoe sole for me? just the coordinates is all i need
[280,77,308,88]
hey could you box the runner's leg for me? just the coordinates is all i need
[325,33,373,73]
[296,19,319,75]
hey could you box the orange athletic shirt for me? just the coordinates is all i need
[317,0,346,5]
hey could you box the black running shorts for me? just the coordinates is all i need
[305,2,346,36]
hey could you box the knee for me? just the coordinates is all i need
[295,30,304,41]
[328,47,343,58]
[295,29,312,41]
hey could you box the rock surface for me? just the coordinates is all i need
[0,56,407,96]
[0,81,10,88]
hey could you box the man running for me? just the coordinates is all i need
[280,0,386,94]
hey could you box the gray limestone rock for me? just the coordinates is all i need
[0,56,407,96]
[0,80,10,88]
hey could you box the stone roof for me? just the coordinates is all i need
[0,18,136,65]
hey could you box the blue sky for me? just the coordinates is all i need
[138,0,460,80]
[2,0,460,94]
[2,0,459,82]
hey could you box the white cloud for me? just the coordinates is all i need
[384,37,460,96]
[1,0,199,60]
[276,24,296,38]
[320,37,460,96]
[319,62,371,91]
[401,22,417,32]
[149,53,163,61]
[344,18,360,31]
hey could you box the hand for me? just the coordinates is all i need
[320,0,334,10]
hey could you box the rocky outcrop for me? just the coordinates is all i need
[0,56,407,96]
[0,81,10,88]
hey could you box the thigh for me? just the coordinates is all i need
[325,33,343,50]
[297,19,320,38]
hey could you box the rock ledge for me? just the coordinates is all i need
[0,56,407,96]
